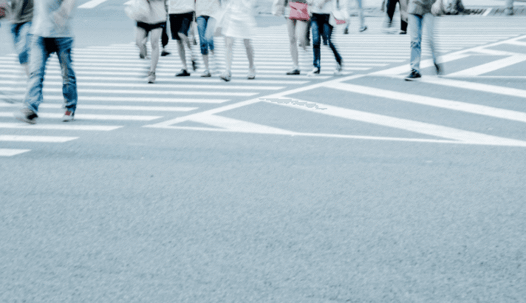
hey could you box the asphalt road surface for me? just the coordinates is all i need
[1,1,525,302]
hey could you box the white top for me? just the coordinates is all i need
[32,0,75,37]
[309,0,336,14]
[144,0,167,24]
[196,0,220,17]
[168,0,194,14]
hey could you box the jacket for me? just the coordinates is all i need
[407,0,436,16]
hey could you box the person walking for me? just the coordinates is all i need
[405,0,441,81]
[344,0,367,34]
[136,0,168,83]
[308,0,345,76]
[169,0,197,77]
[385,0,408,34]
[196,0,220,77]
[14,0,78,124]
[274,0,310,75]
[6,0,34,76]
[218,0,257,82]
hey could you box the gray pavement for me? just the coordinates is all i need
[1,1,526,302]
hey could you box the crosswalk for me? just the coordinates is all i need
[1,16,526,155]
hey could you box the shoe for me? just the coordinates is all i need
[220,71,231,82]
[286,69,300,75]
[201,70,211,77]
[62,109,75,122]
[247,67,256,80]
[359,25,368,32]
[399,30,407,35]
[434,63,442,75]
[176,69,191,77]
[139,44,147,59]
[404,70,422,81]
[307,68,320,77]
[505,8,514,15]
[343,28,349,35]
[14,108,38,124]
[192,60,198,71]
[334,62,343,75]
[148,71,156,83]
[161,50,171,56]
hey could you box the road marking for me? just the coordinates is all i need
[0,112,162,121]
[323,81,526,123]
[418,77,526,99]
[482,8,492,16]
[79,0,108,9]
[506,41,526,47]
[373,53,471,75]
[0,123,122,131]
[0,148,30,157]
[447,55,526,77]
[191,114,296,135]
[0,135,78,143]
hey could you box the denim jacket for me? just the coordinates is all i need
[407,0,436,16]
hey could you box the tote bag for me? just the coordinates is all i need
[124,0,151,22]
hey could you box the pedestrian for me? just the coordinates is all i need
[218,0,257,82]
[6,0,34,77]
[169,0,197,77]
[161,21,171,56]
[14,0,78,124]
[505,0,514,15]
[136,0,168,83]
[344,0,367,34]
[308,0,345,76]
[385,0,409,34]
[196,0,220,77]
[274,0,310,75]
[405,0,441,81]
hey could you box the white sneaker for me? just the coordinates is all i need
[307,68,320,77]
[334,62,343,75]
[247,67,256,80]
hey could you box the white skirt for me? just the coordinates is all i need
[221,7,257,39]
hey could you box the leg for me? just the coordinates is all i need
[224,36,234,73]
[11,22,32,76]
[324,19,342,65]
[197,16,210,71]
[149,28,162,73]
[161,22,169,49]
[505,0,514,14]
[356,0,365,29]
[386,0,397,24]
[287,18,299,70]
[55,37,78,113]
[136,25,148,58]
[178,13,196,70]
[244,38,255,77]
[310,15,321,70]
[408,14,423,73]
[23,36,52,113]
[423,13,437,66]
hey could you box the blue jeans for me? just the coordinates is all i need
[24,37,77,113]
[11,22,32,64]
[311,13,342,70]
[409,13,436,73]
[196,16,214,55]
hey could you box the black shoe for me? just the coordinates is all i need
[176,69,191,77]
[435,63,442,75]
[343,28,349,35]
[359,25,368,32]
[14,108,38,124]
[405,70,422,81]
[399,30,407,35]
[286,69,300,75]
[161,50,171,56]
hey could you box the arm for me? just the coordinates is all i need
[54,0,76,27]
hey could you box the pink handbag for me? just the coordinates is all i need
[289,2,309,21]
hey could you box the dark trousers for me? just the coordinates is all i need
[386,0,408,31]
[161,21,169,48]
[311,13,342,69]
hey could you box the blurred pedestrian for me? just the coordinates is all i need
[308,0,345,76]
[344,0,367,34]
[136,0,168,83]
[6,0,34,76]
[385,0,408,34]
[169,0,197,77]
[505,0,514,15]
[219,0,257,82]
[196,0,220,77]
[405,0,441,81]
[14,0,78,123]
[274,0,310,75]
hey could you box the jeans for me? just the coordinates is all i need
[11,22,32,64]
[409,13,436,73]
[24,37,77,113]
[196,16,214,55]
[311,13,342,70]
[345,0,365,29]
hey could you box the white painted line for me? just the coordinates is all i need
[448,55,526,77]
[0,123,122,131]
[269,98,526,147]
[191,114,297,135]
[324,82,526,123]
[0,148,30,156]
[78,0,109,9]
[0,135,78,143]
[483,8,492,16]
[373,53,471,75]
[0,112,162,121]
[505,41,526,47]
[420,77,526,99]
[0,103,197,112]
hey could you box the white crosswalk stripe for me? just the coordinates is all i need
[1,16,526,154]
